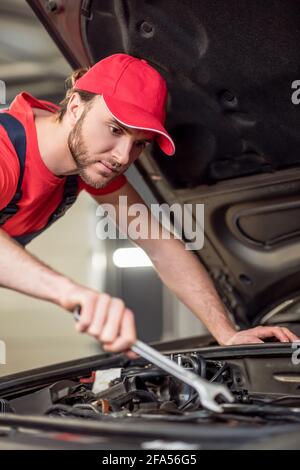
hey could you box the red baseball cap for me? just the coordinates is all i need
[74,53,175,156]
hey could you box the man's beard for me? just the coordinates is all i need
[68,109,112,189]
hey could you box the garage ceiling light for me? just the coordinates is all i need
[112,247,152,268]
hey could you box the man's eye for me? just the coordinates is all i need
[109,126,122,136]
[135,141,149,149]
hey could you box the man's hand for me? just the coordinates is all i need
[0,229,137,356]
[224,326,299,345]
[60,284,137,356]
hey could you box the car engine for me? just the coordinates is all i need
[3,348,300,427]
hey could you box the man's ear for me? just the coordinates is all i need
[66,92,84,126]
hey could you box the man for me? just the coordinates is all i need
[0,53,298,355]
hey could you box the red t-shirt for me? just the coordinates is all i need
[0,92,127,238]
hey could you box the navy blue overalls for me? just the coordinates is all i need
[0,113,78,246]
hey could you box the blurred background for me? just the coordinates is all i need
[0,0,206,376]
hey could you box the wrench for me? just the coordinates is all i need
[131,340,234,413]
[73,307,234,413]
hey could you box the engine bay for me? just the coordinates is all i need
[3,346,300,428]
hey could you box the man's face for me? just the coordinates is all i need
[68,95,155,188]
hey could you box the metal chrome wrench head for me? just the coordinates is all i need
[131,340,234,413]
[73,307,234,413]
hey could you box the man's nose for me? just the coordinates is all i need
[113,139,133,166]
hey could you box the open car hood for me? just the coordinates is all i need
[27,0,300,328]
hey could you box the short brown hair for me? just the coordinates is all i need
[56,68,97,121]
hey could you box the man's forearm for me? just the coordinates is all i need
[0,229,74,306]
[144,238,237,345]
[0,229,139,352]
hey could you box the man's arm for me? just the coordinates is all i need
[0,228,136,354]
[94,182,299,345]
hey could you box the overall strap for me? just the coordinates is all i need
[13,175,78,247]
[0,113,26,225]
[0,113,78,247]
[47,175,78,224]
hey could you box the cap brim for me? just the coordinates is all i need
[102,94,175,156]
